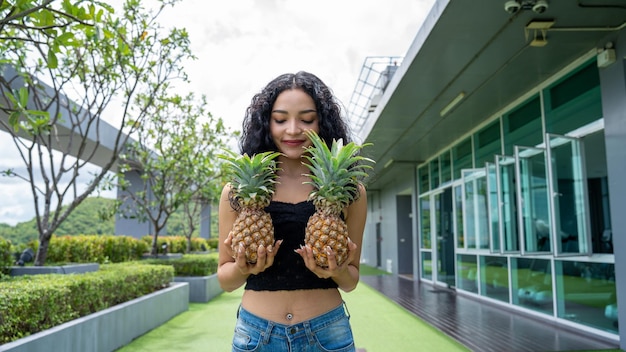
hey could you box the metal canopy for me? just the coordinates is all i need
[360,0,625,190]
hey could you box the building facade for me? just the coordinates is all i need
[353,0,625,347]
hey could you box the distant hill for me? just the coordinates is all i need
[0,197,116,245]
[0,197,216,245]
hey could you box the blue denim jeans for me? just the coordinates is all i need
[232,302,355,352]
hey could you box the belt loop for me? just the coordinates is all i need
[304,321,315,345]
[262,321,273,344]
[236,305,241,319]
[342,301,351,319]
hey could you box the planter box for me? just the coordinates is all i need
[9,263,100,276]
[174,273,222,303]
[0,282,189,352]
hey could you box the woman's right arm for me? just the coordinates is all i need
[217,184,282,292]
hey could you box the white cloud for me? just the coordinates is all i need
[0,0,435,226]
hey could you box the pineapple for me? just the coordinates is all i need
[302,130,374,267]
[219,150,281,263]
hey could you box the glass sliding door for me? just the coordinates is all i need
[546,134,591,255]
[496,155,519,252]
[434,188,455,287]
[515,146,552,254]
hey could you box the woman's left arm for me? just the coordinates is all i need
[297,183,368,292]
[331,183,367,292]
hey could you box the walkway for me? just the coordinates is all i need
[361,275,620,352]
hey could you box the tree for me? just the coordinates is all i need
[117,93,231,256]
[0,0,194,265]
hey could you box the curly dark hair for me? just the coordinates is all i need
[239,71,351,155]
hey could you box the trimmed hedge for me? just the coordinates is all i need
[142,254,217,277]
[141,235,214,255]
[0,263,174,344]
[33,235,149,264]
[0,237,12,276]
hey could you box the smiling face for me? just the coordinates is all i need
[270,88,320,160]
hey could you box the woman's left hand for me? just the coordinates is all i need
[295,238,358,279]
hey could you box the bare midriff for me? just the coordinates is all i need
[241,288,342,324]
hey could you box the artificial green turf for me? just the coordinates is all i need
[117,281,468,351]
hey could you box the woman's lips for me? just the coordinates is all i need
[282,140,305,147]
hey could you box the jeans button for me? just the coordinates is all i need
[289,327,297,334]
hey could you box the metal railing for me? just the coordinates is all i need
[347,56,402,135]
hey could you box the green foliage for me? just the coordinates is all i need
[117,93,232,256]
[0,263,173,344]
[0,237,13,276]
[0,0,196,265]
[33,235,149,264]
[140,235,210,255]
[142,254,217,277]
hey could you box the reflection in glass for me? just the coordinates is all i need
[547,135,590,254]
[420,196,431,249]
[512,257,553,315]
[421,251,433,280]
[463,169,489,250]
[515,147,551,253]
[457,254,478,293]
[555,260,617,333]
[479,255,509,302]
[486,162,500,252]
[436,188,455,287]
[497,155,519,252]
[455,185,464,249]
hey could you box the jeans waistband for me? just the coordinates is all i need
[237,302,349,334]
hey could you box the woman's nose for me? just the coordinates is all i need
[286,120,301,135]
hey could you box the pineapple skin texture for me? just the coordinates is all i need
[230,208,274,264]
[305,211,349,267]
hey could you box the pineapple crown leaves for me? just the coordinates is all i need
[217,149,282,209]
[302,130,374,213]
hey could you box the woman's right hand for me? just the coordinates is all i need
[224,233,283,275]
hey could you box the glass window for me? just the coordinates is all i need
[419,196,431,249]
[421,251,433,281]
[486,162,500,252]
[502,96,543,155]
[474,120,502,167]
[456,254,478,293]
[453,137,473,179]
[497,155,519,252]
[511,257,553,316]
[555,260,617,334]
[455,184,464,249]
[545,62,602,135]
[515,146,551,254]
[479,255,509,302]
[462,169,489,250]
[440,150,452,184]
[546,135,590,255]
[418,165,429,194]
[430,159,440,189]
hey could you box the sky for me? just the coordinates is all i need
[0,0,435,226]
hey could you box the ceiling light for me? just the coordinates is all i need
[439,92,465,117]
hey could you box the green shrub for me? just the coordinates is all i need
[143,254,217,276]
[206,237,219,250]
[31,235,149,264]
[141,235,211,254]
[0,263,173,344]
[0,237,15,277]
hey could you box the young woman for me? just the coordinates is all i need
[218,71,368,352]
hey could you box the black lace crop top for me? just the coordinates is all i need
[244,200,339,291]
